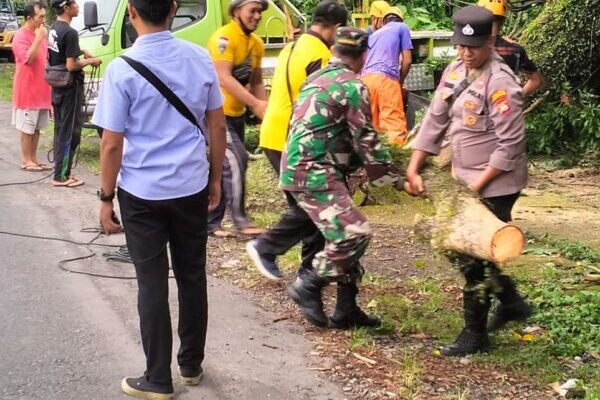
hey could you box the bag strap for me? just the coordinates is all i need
[120,55,203,134]
[447,61,491,106]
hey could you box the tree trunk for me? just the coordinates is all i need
[419,167,525,263]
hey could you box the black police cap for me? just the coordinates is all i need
[452,5,494,47]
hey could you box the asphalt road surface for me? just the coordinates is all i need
[0,100,344,400]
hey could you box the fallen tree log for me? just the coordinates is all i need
[415,166,525,263]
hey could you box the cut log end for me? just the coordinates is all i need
[491,225,525,263]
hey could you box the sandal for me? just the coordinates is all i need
[210,229,236,238]
[67,178,85,187]
[36,163,52,171]
[21,164,45,172]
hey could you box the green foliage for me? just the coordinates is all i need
[526,91,600,156]
[244,123,261,154]
[520,0,600,96]
[0,65,13,102]
[525,232,600,264]
[393,3,450,31]
[528,278,600,356]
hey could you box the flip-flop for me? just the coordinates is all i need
[66,178,85,187]
[36,163,52,171]
[210,229,236,238]
[52,178,75,187]
[21,164,45,172]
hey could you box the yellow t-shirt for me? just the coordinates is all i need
[259,32,331,152]
[207,21,265,117]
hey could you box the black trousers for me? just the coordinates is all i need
[52,80,84,181]
[118,187,209,386]
[254,148,325,270]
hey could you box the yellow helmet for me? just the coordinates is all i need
[477,0,507,17]
[384,5,404,21]
[370,0,391,18]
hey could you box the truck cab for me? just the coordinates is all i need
[75,0,303,120]
[0,0,19,61]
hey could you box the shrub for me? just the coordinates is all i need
[526,90,600,155]
[520,0,600,96]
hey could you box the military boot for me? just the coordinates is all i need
[329,280,380,329]
[442,288,490,357]
[488,275,533,332]
[287,270,329,327]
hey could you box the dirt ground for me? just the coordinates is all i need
[204,162,600,400]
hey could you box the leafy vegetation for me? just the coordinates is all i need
[526,91,600,156]
[0,65,14,102]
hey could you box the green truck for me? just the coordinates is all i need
[76,0,303,119]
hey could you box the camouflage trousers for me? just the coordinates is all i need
[291,189,371,282]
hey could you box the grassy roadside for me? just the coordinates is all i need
[0,64,101,173]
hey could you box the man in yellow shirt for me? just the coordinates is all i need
[207,0,268,236]
[246,1,348,281]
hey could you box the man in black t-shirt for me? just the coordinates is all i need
[478,0,543,98]
[48,0,101,187]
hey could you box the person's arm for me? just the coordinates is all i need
[63,30,101,71]
[213,60,265,117]
[346,81,402,188]
[99,130,124,234]
[398,24,413,84]
[25,25,47,65]
[206,107,226,211]
[518,46,543,97]
[92,62,128,234]
[471,76,526,193]
[249,66,268,119]
[399,49,412,84]
[405,149,430,196]
[522,70,543,98]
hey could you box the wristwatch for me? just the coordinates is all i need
[97,188,115,202]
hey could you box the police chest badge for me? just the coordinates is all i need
[462,24,475,36]
[218,37,229,54]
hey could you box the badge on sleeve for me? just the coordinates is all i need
[491,89,511,115]
[218,37,229,54]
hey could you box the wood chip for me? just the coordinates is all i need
[352,352,378,365]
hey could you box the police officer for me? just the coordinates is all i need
[405,5,532,356]
[478,0,543,97]
[281,27,404,328]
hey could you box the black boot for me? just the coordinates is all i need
[442,288,490,357]
[287,271,329,327]
[329,280,380,329]
[488,275,533,332]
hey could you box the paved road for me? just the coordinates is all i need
[0,100,344,400]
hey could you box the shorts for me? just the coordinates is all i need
[12,109,50,135]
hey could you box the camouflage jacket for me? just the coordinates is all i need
[280,60,400,192]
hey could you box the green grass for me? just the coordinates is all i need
[0,64,14,101]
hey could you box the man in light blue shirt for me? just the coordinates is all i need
[92,0,226,398]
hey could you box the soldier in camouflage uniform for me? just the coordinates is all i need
[280,27,405,328]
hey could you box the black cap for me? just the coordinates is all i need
[50,0,72,9]
[452,5,494,47]
[313,0,348,27]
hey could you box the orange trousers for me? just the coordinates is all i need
[362,73,408,146]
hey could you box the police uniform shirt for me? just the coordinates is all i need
[412,53,528,198]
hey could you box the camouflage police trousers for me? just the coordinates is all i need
[291,189,371,281]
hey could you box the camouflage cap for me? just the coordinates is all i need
[335,27,369,49]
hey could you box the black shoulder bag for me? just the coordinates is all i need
[120,55,204,137]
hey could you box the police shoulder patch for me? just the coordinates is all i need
[491,89,511,115]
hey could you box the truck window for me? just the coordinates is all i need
[171,0,207,31]
[72,0,121,37]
